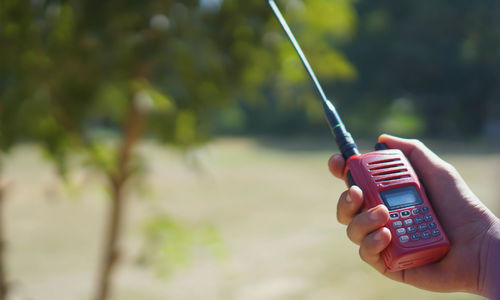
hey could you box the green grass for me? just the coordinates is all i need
[2,137,497,300]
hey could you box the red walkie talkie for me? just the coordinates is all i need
[268,0,450,271]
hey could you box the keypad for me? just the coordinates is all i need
[389,205,440,244]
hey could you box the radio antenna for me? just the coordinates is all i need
[267,0,359,159]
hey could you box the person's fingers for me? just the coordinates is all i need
[336,186,363,225]
[328,154,345,179]
[357,227,406,284]
[358,227,392,265]
[346,204,389,245]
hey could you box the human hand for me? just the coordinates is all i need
[328,134,500,298]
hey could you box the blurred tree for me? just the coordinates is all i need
[1,0,358,299]
[1,0,226,299]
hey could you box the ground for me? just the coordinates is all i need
[2,137,498,300]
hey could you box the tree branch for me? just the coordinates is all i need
[0,158,8,300]
[94,102,144,300]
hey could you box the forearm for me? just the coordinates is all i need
[480,217,500,299]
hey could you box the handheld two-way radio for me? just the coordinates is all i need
[267,0,449,271]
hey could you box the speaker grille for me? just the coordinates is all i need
[368,157,411,183]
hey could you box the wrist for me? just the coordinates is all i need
[479,217,500,299]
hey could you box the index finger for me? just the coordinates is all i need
[328,154,345,179]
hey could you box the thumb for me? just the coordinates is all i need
[377,134,451,179]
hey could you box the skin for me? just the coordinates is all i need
[328,134,500,298]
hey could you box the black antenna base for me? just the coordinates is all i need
[333,125,360,159]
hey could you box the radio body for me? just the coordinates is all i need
[344,147,450,271]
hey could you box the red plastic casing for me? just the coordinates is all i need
[344,149,450,272]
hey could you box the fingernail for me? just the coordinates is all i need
[378,133,397,143]
[373,231,382,241]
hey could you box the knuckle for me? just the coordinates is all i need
[346,223,360,244]
[359,246,369,263]
[442,161,459,176]
[346,224,354,241]
[408,139,430,155]
[409,138,424,149]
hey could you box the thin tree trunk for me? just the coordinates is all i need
[48,86,147,300]
[94,104,144,300]
[94,178,125,300]
[0,158,7,300]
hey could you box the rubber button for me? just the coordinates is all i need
[407,226,417,234]
[399,235,409,243]
[392,221,402,228]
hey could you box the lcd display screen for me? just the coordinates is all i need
[380,186,423,210]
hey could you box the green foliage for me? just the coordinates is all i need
[139,215,225,276]
[1,0,229,153]
[379,98,424,136]
[1,0,362,147]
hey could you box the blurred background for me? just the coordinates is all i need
[1,0,499,299]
